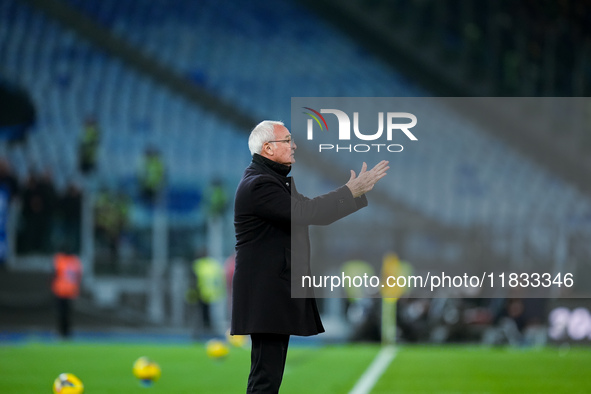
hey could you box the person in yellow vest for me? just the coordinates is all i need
[78,116,100,175]
[206,178,229,219]
[139,147,165,205]
[51,251,83,339]
[94,189,129,271]
[341,259,381,342]
[192,254,225,333]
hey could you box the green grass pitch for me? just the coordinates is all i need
[373,345,591,393]
[0,341,589,393]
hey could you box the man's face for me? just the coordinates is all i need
[265,125,297,166]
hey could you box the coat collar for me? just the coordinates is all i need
[252,153,292,178]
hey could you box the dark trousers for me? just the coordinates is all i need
[247,333,290,394]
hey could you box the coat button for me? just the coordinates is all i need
[339,198,344,203]
[286,182,289,186]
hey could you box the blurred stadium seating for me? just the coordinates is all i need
[0,0,251,190]
[4,0,586,229]
[61,0,420,121]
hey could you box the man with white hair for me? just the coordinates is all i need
[232,120,388,393]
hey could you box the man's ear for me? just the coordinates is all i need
[264,143,274,156]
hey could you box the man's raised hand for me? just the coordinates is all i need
[345,160,389,198]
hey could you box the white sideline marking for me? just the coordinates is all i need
[349,345,397,394]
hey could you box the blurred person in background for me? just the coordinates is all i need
[482,297,548,347]
[57,182,82,254]
[17,173,39,253]
[78,116,100,175]
[206,178,229,219]
[224,252,235,318]
[94,189,129,272]
[51,248,82,339]
[0,158,19,200]
[37,170,58,252]
[17,171,57,254]
[0,158,19,269]
[138,146,165,206]
[232,120,388,394]
[191,252,225,335]
[341,259,381,342]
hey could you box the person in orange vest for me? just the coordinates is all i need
[51,251,83,339]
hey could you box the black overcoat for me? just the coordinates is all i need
[231,154,367,336]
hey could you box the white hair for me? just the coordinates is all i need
[248,120,284,156]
